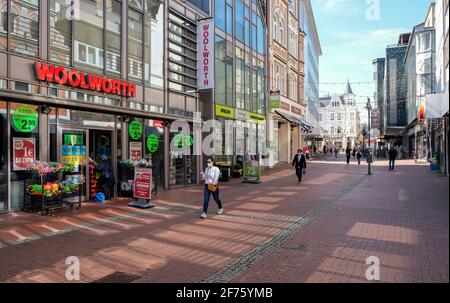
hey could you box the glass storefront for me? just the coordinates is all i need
[169,127,197,188]
[0,101,6,212]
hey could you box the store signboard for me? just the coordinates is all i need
[34,61,136,98]
[215,104,235,119]
[197,19,214,90]
[243,155,260,179]
[13,138,36,170]
[12,106,38,132]
[129,141,142,161]
[134,168,152,200]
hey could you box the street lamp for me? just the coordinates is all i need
[365,98,373,175]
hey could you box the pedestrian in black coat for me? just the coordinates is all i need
[95,154,116,200]
[345,146,352,164]
[292,149,307,184]
[388,146,398,171]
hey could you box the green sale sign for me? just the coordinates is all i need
[12,106,38,132]
[129,120,143,140]
[146,134,159,153]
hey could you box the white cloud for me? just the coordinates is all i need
[324,0,345,11]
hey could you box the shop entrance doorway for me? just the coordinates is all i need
[59,128,115,201]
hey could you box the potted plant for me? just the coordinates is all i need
[231,163,243,178]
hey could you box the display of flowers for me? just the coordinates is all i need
[26,161,75,176]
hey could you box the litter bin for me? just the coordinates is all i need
[218,163,231,182]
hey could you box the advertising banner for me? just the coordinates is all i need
[371,108,380,129]
[129,141,142,161]
[243,154,260,179]
[13,138,36,170]
[197,19,214,90]
[134,168,152,200]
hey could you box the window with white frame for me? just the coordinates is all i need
[331,113,335,121]
[74,41,104,68]
[273,8,285,46]
[337,113,342,120]
[289,29,297,56]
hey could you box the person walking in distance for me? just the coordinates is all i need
[388,145,398,171]
[292,149,307,184]
[200,157,223,219]
[356,147,362,165]
[334,147,339,158]
[345,145,352,164]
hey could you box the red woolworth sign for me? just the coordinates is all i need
[34,61,136,98]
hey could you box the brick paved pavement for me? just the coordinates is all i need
[0,157,448,283]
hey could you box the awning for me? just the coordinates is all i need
[384,127,404,137]
[274,110,313,134]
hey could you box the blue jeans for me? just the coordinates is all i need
[203,184,222,213]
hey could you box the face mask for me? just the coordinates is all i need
[207,162,213,168]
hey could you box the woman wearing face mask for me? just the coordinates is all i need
[292,149,307,184]
[199,157,223,219]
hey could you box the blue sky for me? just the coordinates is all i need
[312,0,434,117]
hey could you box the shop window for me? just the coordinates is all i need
[129,8,144,82]
[9,103,40,210]
[0,101,7,212]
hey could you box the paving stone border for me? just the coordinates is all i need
[201,175,369,283]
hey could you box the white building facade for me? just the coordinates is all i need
[319,83,360,149]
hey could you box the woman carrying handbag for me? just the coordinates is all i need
[200,157,224,219]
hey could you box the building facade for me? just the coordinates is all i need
[266,0,309,165]
[299,0,322,147]
[2,0,261,213]
[210,0,267,169]
[382,33,410,145]
[319,82,360,150]
[425,0,449,174]
[403,22,435,161]
[372,58,385,134]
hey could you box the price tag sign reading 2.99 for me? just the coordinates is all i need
[12,106,38,133]
[129,120,143,140]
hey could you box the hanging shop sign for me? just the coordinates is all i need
[13,138,36,171]
[34,61,136,98]
[129,141,142,161]
[134,167,152,200]
[269,92,281,109]
[129,120,143,140]
[12,105,38,133]
[215,104,235,119]
[146,134,159,153]
[418,102,426,125]
[197,19,215,90]
[371,108,380,129]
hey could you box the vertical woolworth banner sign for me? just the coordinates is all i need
[197,19,214,90]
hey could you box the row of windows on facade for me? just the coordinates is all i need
[215,35,265,114]
[272,7,299,57]
[272,62,300,101]
[320,112,356,121]
[214,0,265,56]
[0,0,165,87]
[325,126,355,135]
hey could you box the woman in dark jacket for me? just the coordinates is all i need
[95,154,115,200]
